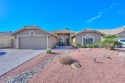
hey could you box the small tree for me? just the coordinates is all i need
[100,35,120,50]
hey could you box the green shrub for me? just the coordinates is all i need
[99,35,119,50]
[82,43,99,48]
[82,45,87,48]
[46,48,51,54]
[73,41,80,48]
[59,57,74,65]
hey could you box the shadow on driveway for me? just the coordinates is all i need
[0,52,6,56]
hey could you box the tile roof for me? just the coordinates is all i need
[12,26,58,37]
[51,30,75,33]
[0,32,12,37]
[71,29,105,37]
[98,26,125,35]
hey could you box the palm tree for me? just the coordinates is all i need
[100,35,121,50]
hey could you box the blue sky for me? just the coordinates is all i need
[0,0,125,32]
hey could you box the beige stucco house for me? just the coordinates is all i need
[10,26,125,49]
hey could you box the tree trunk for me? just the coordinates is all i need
[108,46,114,50]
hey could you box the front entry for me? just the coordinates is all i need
[66,39,70,45]
[59,39,64,46]
[58,37,70,46]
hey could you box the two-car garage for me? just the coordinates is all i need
[19,36,47,49]
[13,26,58,49]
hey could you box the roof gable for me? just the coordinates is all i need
[71,29,105,37]
[51,30,75,34]
[12,26,57,37]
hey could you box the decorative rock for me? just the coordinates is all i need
[101,54,108,58]
[115,52,119,55]
[71,63,81,69]
[118,52,124,56]
[8,51,69,83]
[87,48,92,51]
[93,58,96,63]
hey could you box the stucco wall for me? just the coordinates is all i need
[0,37,12,48]
[51,36,58,48]
[117,31,125,39]
[74,32,102,46]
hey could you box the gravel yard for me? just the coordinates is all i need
[1,48,125,83]
[28,48,125,83]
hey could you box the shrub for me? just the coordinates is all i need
[82,45,87,48]
[73,41,80,48]
[99,35,120,50]
[82,43,99,48]
[59,57,74,65]
[46,48,51,54]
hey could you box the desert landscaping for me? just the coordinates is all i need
[0,48,125,83]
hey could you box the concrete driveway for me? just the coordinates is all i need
[0,49,45,76]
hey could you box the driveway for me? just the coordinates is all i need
[0,49,45,76]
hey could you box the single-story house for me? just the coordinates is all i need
[0,32,13,48]
[10,26,125,49]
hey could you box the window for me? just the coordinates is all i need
[83,38,93,45]
[30,31,35,36]
[82,34,94,45]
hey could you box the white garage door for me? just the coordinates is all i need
[19,36,47,49]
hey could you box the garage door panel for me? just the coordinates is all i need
[19,37,47,49]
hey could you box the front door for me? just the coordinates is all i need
[66,39,70,45]
[59,39,64,46]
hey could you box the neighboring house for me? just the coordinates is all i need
[99,26,125,47]
[12,26,58,49]
[99,26,125,39]
[0,32,13,48]
[11,26,125,49]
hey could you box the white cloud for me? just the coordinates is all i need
[86,2,119,23]
[86,11,103,23]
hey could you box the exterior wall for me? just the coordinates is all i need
[74,32,102,46]
[14,29,51,49]
[117,31,125,39]
[13,38,16,48]
[118,36,125,39]
[51,36,58,48]
[0,37,13,48]
[72,37,76,46]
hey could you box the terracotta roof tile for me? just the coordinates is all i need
[0,32,12,37]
